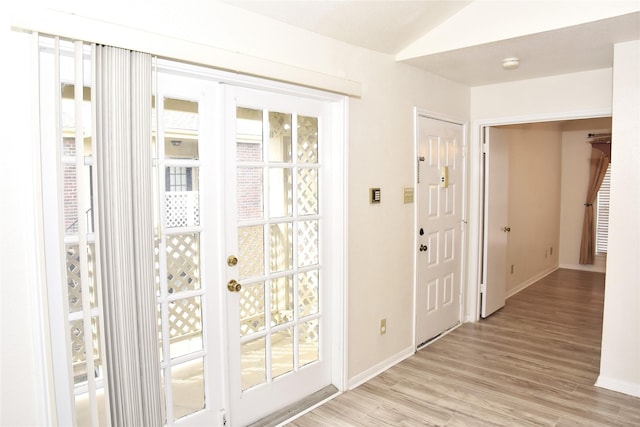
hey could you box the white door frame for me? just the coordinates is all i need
[466,108,612,322]
[413,108,468,348]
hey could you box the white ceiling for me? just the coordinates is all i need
[223,1,640,86]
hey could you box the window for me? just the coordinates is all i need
[166,166,192,192]
[596,163,611,254]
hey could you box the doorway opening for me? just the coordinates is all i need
[475,115,611,319]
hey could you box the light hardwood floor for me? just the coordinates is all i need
[288,269,640,426]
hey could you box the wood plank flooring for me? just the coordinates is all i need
[288,269,640,426]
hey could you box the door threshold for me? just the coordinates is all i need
[416,322,461,351]
[247,384,339,427]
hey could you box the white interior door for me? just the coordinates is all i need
[481,126,509,318]
[224,87,334,426]
[415,115,464,347]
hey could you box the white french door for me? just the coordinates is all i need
[224,87,334,426]
[154,69,224,425]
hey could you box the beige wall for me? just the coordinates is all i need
[471,68,613,119]
[559,119,612,272]
[497,123,562,296]
[346,51,468,381]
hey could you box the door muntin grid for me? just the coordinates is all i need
[156,95,207,423]
[235,107,321,392]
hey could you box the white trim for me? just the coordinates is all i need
[275,390,343,427]
[347,345,415,390]
[467,107,613,321]
[415,108,467,126]
[10,6,362,98]
[157,59,348,104]
[559,263,606,273]
[596,376,640,398]
[472,108,612,128]
[331,97,349,393]
[506,266,558,299]
[27,31,56,427]
[412,108,419,350]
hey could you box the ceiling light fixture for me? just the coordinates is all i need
[502,57,520,70]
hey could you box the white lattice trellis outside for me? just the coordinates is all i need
[165,191,199,228]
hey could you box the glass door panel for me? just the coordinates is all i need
[226,87,331,426]
[154,71,222,426]
[156,94,205,423]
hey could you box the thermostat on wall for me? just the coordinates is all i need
[370,187,381,204]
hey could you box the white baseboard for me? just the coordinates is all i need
[559,263,606,273]
[347,345,414,390]
[506,265,558,299]
[596,375,640,398]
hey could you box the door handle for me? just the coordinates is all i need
[419,244,428,252]
[502,226,511,232]
[227,279,242,292]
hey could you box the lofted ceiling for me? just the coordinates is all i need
[223,1,640,87]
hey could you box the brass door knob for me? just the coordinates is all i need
[227,255,238,267]
[227,279,242,292]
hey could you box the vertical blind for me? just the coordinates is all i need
[94,44,162,426]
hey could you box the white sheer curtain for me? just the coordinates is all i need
[94,45,162,425]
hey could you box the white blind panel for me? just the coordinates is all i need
[596,163,611,254]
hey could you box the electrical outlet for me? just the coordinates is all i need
[380,318,387,335]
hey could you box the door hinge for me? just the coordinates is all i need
[480,282,486,293]
[417,156,425,183]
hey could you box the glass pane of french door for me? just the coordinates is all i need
[154,70,223,426]
[226,88,330,426]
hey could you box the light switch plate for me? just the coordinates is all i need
[370,187,381,204]
[403,187,414,204]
